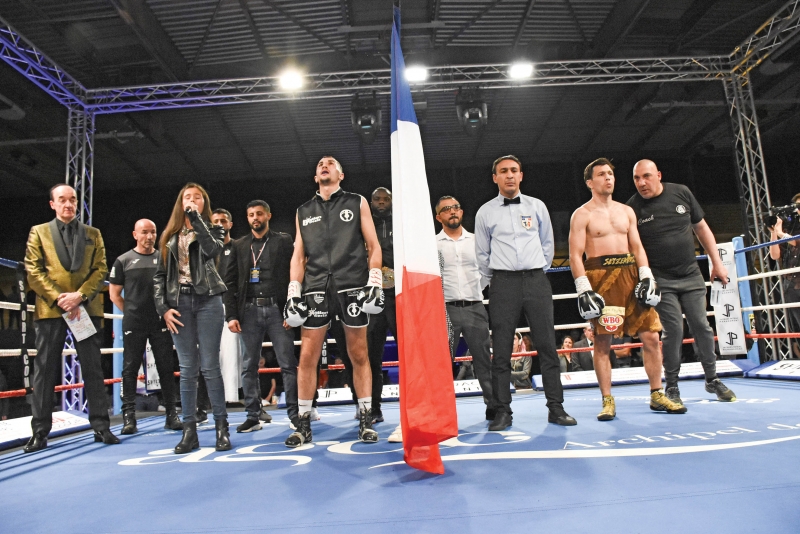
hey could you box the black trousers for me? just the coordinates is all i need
[488,270,563,414]
[447,302,496,410]
[365,291,396,412]
[121,328,178,413]
[31,317,110,436]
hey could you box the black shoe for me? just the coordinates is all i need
[371,409,384,424]
[175,422,199,454]
[488,412,513,431]
[548,407,578,426]
[236,418,262,433]
[359,408,379,442]
[285,412,312,448]
[94,429,121,444]
[215,419,232,451]
[196,408,208,425]
[121,411,137,435]
[258,410,272,423]
[23,433,47,453]
[164,408,183,431]
[485,407,497,421]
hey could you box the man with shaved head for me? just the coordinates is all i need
[628,159,736,407]
[24,184,118,452]
[110,218,182,434]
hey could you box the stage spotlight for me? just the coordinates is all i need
[405,66,428,83]
[456,88,487,136]
[351,94,382,144]
[509,62,534,79]
[278,70,304,90]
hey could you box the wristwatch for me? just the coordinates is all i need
[79,292,89,302]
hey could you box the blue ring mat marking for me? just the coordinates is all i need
[1,378,799,533]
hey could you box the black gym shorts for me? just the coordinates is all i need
[303,284,368,329]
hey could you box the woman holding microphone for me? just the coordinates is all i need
[153,183,231,453]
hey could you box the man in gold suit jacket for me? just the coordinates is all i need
[22,184,119,452]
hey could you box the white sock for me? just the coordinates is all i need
[299,399,313,417]
[358,397,372,413]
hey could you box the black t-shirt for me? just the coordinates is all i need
[109,249,164,331]
[626,183,705,279]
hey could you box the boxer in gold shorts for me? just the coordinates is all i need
[569,158,686,420]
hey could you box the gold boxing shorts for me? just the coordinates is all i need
[584,253,662,338]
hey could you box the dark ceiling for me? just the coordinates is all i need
[1,0,800,200]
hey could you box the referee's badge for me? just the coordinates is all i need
[520,215,533,230]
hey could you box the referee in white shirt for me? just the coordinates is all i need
[435,196,498,424]
[475,155,577,431]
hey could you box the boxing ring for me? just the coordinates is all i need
[1,2,800,528]
[1,234,799,534]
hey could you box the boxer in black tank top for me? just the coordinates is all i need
[283,156,383,448]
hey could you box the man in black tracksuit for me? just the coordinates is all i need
[365,187,397,424]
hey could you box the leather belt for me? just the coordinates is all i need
[179,285,195,294]
[492,268,542,276]
[246,296,277,307]
[446,300,482,307]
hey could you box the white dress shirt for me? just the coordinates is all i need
[474,193,555,287]
[436,228,484,302]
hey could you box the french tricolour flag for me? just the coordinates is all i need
[390,6,458,474]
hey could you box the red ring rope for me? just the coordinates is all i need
[1,333,798,399]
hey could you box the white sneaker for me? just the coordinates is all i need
[387,424,403,443]
[310,407,321,421]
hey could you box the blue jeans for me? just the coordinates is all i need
[171,292,227,424]
[240,302,298,420]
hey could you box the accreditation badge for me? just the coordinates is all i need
[598,306,625,333]
[520,215,533,230]
[249,267,260,283]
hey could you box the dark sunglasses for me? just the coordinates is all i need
[438,204,461,214]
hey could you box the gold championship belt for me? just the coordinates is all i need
[597,306,625,333]
[382,266,395,289]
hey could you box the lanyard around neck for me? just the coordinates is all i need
[251,239,267,267]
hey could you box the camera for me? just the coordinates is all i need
[765,203,799,234]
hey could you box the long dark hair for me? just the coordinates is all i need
[159,183,213,263]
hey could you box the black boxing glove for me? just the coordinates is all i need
[634,267,661,308]
[575,276,605,320]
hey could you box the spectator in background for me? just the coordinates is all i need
[511,333,532,389]
[571,326,595,372]
[326,357,351,389]
[559,335,574,373]
[614,336,634,367]
[768,193,800,358]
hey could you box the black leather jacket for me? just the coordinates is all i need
[153,210,227,316]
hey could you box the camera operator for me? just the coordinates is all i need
[768,193,800,357]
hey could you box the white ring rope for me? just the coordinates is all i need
[1,262,795,357]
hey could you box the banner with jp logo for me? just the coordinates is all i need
[711,242,747,355]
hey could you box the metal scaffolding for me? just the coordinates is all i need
[1,0,800,361]
[81,56,730,113]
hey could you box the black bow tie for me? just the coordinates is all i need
[503,197,521,205]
